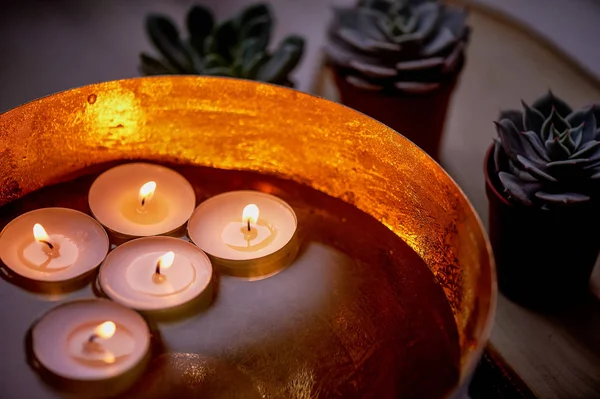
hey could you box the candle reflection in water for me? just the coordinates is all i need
[69,319,135,368]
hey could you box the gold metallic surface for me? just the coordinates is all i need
[0,76,496,387]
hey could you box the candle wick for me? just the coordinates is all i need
[141,197,146,207]
[155,261,161,275]
[247,219,251,232]
[88,334,98,343]
[39,240,54,250]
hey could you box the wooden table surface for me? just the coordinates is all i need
[315,5,600,399]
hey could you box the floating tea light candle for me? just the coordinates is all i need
[31,299,150,380]
[188,191,298,278]
[88,163,195,238]
[0,208,109,283]
[98,236,213,311]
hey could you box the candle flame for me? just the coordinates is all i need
[94,321,116,340]
[242,204,259,224]
[158,251,175,270]
[33,223,50,242]
[138,181,157,205]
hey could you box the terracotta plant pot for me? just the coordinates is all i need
[333,68,460,161]
[484,146,600,309]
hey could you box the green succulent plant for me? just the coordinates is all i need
[325,0,469,94]
[494,92,600,208]
[140,3,305,87]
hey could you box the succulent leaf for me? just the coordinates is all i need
[334,8,389,41]
[422,27,455,56]
[498,172,541,206]
[534,191,590,204]
[205,66,233,76]
[493,140,502,173]
[350,60,397,77]
[581,108,596,143]
[239,15,271,52]
[532,91,573,118]
[394,14,418,35]
[495,120,547,165]
[566,107,589,127]
[550,125,563,140]
[545,137,571,160]
[139,53,176,75]
[516,155,557,183]
[256,36,304,83]
[499,110,524,131]
[346,75,384,90]
[541,108,570,141]
[411,2,442,43]
[522,101,545,132]
[508,159,536,181]
[570,123,584,148]
[203,53,227,69]
[592,104,600,125]
[588,149,600,163]
[394,81,439,93]
[237,3,271,27]
[570,140,600,159]
[396,57,444,70]
[337,27,401,52]
[442,41,464,73]
[559,130,576,153]
[547,158,590,167]
[186,5,214,55]
[209,20,239,62]
[244,52,269,79]
[495,119,522,162]
[240,38,267,77]
[440,4,469,39]
[522,131,550,162]
[146,15,195,73]
[359,0,395,14]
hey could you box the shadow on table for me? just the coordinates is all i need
[544,291,600,357]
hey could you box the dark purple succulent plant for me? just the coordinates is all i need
[494,92,600,208]
[325,0,469,94]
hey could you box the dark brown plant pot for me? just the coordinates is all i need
[484,146,600,309]
[332,67,461,160]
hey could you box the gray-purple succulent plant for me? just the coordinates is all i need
[325,0,469,94]
[494,92,600,208]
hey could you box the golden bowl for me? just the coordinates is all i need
[0,76,495,398]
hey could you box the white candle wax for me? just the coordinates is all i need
[99,237,213,311]
[0,208,109,282]
[88,163,195,237]
[32,299,150,380]
[187,191,298,277]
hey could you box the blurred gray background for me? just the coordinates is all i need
[1,0,600,112]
